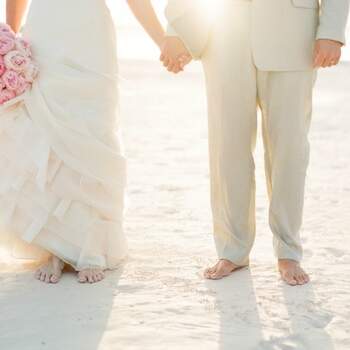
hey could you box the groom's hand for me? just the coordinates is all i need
[313,39,342,68]
[160,36,192,74]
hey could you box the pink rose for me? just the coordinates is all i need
[0,78,5,90]
[0,34,15,55]
[0,56,5,77]
[0,23,11,32]
[4,50,30,72]
[15,76,29,96]
[0,24,15,38]
[0,88,16,105]
[15,37,32,57]
[23,63,39,83]
[2,70,22,91]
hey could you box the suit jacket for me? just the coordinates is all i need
[165,0,350,70]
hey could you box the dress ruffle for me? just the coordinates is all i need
[0,77,128,271]
[0,0,127,271]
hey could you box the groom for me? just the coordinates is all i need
[161,0,349,285]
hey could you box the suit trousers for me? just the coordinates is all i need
[201,0,316,265]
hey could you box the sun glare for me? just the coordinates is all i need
[202,0,220,22]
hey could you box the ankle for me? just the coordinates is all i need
[278,258,299,264]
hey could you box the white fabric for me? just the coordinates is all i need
[0,0,127,270]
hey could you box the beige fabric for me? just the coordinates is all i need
[199,1,316,265]
[166,0,349,70]
[252,0,319,70]
[165,0,211,59]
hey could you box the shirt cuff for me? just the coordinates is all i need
[316,28,346,46]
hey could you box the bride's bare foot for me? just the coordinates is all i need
[35,256,65,284]
[278,259,310,286]
[77,268,105,284]
[204,259,241,280]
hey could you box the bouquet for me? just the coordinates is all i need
[0,23,38,106]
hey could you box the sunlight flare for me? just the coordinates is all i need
[202,0,220,22]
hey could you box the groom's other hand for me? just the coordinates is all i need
[160,36,192,74]
[313,39,342,68]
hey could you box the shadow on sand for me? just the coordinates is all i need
[267,282,334,350]
[206,266,334,350]
[205,267,264,349]
[0,265,124,350]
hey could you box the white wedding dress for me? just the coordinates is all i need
[0,0,128,270]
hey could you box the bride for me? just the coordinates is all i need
[0,0,188,284]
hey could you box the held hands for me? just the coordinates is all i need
[160,36,192,74]
[160,38,343,71]
[313,39,343,68]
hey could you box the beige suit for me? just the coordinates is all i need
[166,0,349,265]
[166,0,349,68]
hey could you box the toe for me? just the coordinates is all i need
[304,273,310,283]
[210,271,224,280]
[207,266,216,274]
[88,275,94,283]
[45,273,51,283]
[204,270,215,279]
[78,269,104,283]
[204,262,219,276]
[50,275,59,284]
[210,274,220,280]
[91,274,98,283]
[204,267,212,275]
[205,272,215,280]
[282,272,297,286]
[287,277,297,286]
[203,269,211,279]
[301,273,310,284]
[40,273,46,282]
[205,265,219,279]
[80,275,88,283]
[78,272,87,283]
[207,264,236,280]
[35,270,42,280]
[296,274,304,285]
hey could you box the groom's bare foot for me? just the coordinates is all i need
[78,268,105,284]
[204,259,241,280]
[278,259,310,286]
[35,256,65,284]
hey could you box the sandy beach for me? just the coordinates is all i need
[0,57,349,349]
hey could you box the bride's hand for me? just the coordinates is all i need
[160,36,192,74]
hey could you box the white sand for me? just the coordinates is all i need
[0,60,350,350]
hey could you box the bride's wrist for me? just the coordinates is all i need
[156,33,166,50]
